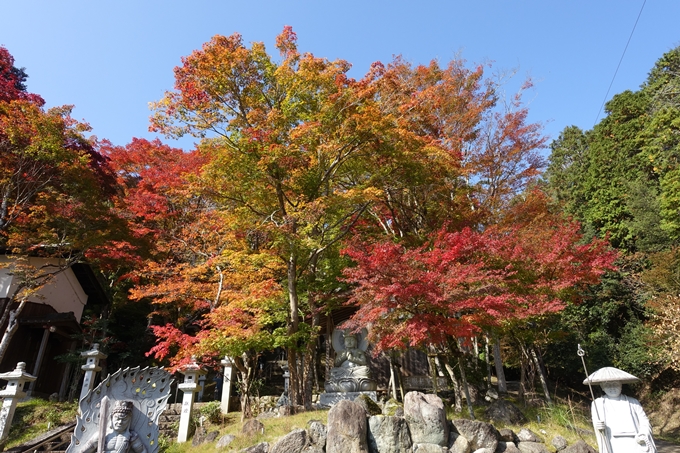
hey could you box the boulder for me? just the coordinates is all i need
[485,400,527,425]
[516,429,542,443]
[243,419,265,437]
[485,388,499,401]
[240,442,269,453]
[496,441,521,452]
[216,434,236,449]
[302,447,325,453]
[551,435,568,451]
[192,426,206,446]
[356,393,383,416]
[412,444,448,452]
[448,431,470,453]
[561,440,597,453]
[326,399,370,453]
[451,419,500,452]
[367,415,412,453]
[269,428,307,453]
[517,442,549,453]
[471,449,495,453]
[383,398,403,416]
[404,391,449,446]
[307,419,327,448]
[498,429,517,443]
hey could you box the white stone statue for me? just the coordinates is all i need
[80,401,146,453]
[324,329,377,393]
[67,367,173,453]
[584,367,656,453]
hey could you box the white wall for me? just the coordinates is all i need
[0,257,89,322]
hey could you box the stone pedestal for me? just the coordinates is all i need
[318,391,377,408]
[177,359,206,443]
[79,343,107,403]
[220,356,235,414]
[0,363,36,443]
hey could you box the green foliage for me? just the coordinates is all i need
[198,401,223,425]
[545,47,680,254]
[544,46,680,390]
[613,321,661,380]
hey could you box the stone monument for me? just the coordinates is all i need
[66,367,173,453]
[584,366,656,453]
[319,328,377,407]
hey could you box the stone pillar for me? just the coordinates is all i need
[177,358,206,443]
[0,363,36,444]
[79,343,107,403]
[220,356,235,414]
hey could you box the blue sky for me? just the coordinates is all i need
[2,1,679,154]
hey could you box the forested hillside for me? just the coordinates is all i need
[544,46,680,391]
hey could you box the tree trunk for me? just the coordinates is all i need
[442,357,462,413]
[302,316,320,410]
[458,356,475,419]
[439,355,462,413]
[493,336,508,394]
[286,251,300,410]
[484,336,492,388]
[472,337,479,371]
[530,345,552,404]
[234,355,255,421]
[429,354,439,395]
[0,298,27,364]
[388,352,398,400]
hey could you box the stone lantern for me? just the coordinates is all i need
[79,343,107,403]
[177,358,206,443]
[0,362,36,443]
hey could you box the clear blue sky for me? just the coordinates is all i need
[2,1,679,153]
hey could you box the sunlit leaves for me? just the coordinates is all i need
[343,190,616,353]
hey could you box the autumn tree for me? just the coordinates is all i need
[342,188,616,400]
[104,137,289,418]
[149,28,387,409]
[0,48,122,363]
[359,58,545,241]
[147,28,573,409]
[0,46,43,105]
[341,57,548,398]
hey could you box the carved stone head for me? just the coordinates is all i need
[111,400,133,432]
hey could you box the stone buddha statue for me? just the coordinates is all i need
[324,329,377,393]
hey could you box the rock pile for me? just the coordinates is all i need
[213,391,597,453]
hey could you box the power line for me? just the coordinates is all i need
[594,0,647,126]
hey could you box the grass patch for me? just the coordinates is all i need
[446,395,597,448]
[160,409,329,453]
[4,398,78,449]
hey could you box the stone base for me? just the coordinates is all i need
[318,391,377,408]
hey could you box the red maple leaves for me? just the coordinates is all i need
[342,193,617,353]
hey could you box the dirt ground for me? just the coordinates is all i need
[657,439,680,453]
